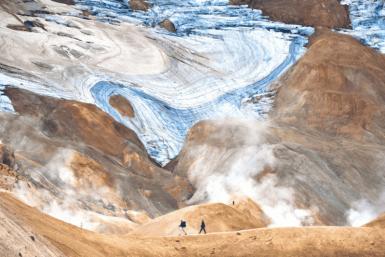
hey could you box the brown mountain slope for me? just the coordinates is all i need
[0,87,192,233]
[267,30,385,224]
[1,192,385,257]
[272,30,385,139]
[5,87,145,161]
[230,0,350,29]
[170,31,385,226]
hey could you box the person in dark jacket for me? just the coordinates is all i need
[199,219,206,234]
[179,220,187,235]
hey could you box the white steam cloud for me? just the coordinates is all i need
[186,119,313,227]
[12,148,133,232]
[346,191,385,227]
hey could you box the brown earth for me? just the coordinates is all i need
[6,24,30,31]
[271,29,385,140]
[0,163,18,191]
[51,0,75,5]
[0,143,15,168]
[229,0,350,28]
[365,213,385,228]
[159,19,176,32]
[129,0,150,11]
[109,94,135,118]
[1,192,385,257]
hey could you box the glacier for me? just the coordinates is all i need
[6,0,385,165]
[73,0,313,164]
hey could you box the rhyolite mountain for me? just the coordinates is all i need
[170,30,385,225]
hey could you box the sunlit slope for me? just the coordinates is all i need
[131,199,269,236]
[1,192,385,257]
[365,213,385,228]
[230,0,350,28]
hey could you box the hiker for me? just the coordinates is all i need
[199,219,206,234]
[179,220,187,235]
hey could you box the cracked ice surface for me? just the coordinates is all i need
[341,0,385,53]
[75,0,313,164]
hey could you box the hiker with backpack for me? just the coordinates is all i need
[179,220,187,235]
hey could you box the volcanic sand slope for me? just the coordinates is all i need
[131,199,269,236]
[365,213,385,228]
[272,29,385,137]
[171,31,385,226]
[0,87,192,233]
[270,30,385,225]
[230,0,350,28]
[1,192,385,257]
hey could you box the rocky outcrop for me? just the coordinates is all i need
[51,0,75,5]
[230,0,351,29]
[0,144,14,168]
[159,19,176,33]
[129,0,151,11]
[109,95,135,118]
[0,144,16,191]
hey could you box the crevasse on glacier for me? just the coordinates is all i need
[341,0,385,53]
[77,0,313,165]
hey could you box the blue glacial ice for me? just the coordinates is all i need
[341,0,385,53]
[91,32,304,165]
[0,85,14,113]
[72,0,313,164]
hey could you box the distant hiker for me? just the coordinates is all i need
[232,200,235,206]
[179,220,187,235]
[199,219,206,234]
